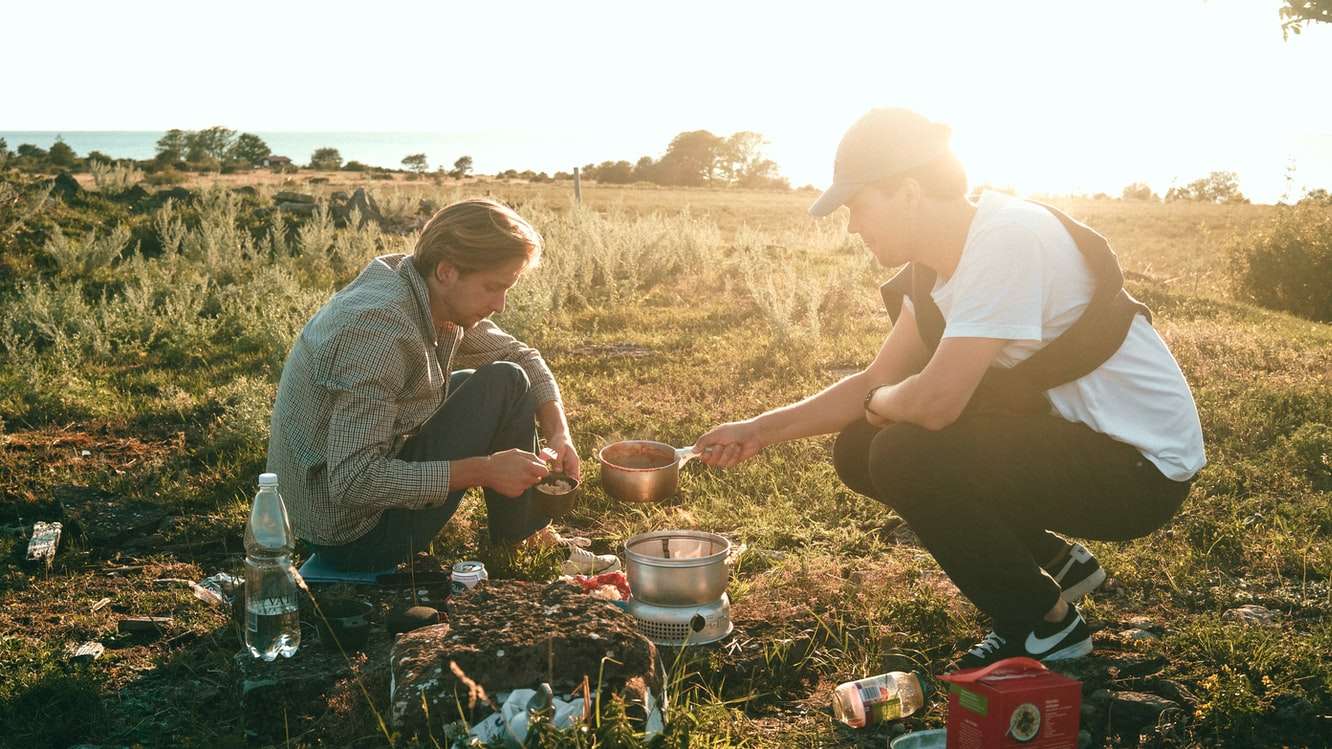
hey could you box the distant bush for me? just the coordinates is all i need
[1229,204,1332,321]
[1167,171,1248,204]
[309,147,343,171]
[343,161,370,172]
[1122,182,1159,201]
[90,161,144,195]
[146,167,185,186]
[1299,188,1332,207]
[189,156,222,174]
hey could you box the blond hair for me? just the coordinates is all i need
[411,198,543,277]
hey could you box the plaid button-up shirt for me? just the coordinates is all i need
[266,253,561,545]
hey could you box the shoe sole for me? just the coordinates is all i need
[561,560,623,576]
[1038,637,1094,661]
[1059,567,1107,603]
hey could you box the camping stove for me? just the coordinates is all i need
[625,593,733,647]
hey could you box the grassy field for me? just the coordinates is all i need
[0,172,1329,747]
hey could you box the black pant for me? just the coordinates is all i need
[833,414,1190,630]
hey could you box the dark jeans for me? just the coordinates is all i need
[311,362,551,571]
[833,413,1191,630]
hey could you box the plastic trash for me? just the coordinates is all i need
[461,685,663,747]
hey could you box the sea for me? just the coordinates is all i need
[0,130,658,176]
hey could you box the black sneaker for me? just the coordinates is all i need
[1044,543,1106,603]
[954,604,1093,670]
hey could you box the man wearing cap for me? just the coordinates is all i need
[694,108,1204,668]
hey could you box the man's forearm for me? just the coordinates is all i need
[753,372,874,446]
[535,399,569,441]
[449,455,491,491]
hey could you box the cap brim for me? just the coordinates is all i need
[808,182,861,217]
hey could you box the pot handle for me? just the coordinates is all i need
[724,541,748,567]
[677,445,715,466]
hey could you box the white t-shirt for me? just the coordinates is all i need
[927,191,1205,481]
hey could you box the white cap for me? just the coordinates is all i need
[809,107,954,217]
[258,472,279,487]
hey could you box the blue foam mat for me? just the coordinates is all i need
[296,553,395,585]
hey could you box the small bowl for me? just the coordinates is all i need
[890,729,946,749]
[316,597,373,651]
[532,473,580,517]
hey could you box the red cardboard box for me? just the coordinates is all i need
[941,657,1081,748]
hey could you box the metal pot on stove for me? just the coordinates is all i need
[623,529,731,606]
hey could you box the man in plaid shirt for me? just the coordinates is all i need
[267,198,597,572]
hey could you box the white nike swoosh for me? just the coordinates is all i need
[1025,616,1081,654]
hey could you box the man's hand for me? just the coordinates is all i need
[483,449,549,497]
[695,419,764,469]
[544,433,582,481]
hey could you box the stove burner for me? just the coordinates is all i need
[625,593,733,646]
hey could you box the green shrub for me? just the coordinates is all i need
[90,160,144,195]
[1229,204,1332,321]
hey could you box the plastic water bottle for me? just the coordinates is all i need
[832,670,928,728]
[244,472,300,660]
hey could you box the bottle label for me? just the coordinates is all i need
[246,594,298,632]
[865,695,902,724]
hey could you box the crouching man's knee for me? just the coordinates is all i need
[865,422,948,512]
[472,361,530,395]
[833,419,884,500]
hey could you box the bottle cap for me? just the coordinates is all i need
[258,472,279,487]
[912,670,934,702]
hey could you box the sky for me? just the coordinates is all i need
[3,0,1331,203]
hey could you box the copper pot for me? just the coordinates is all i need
[597,440,701,503]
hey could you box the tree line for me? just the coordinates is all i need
[576,130,788,189]
[0,127,792,190]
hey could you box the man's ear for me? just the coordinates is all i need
[433,260,459,285]
[901,177,923,212]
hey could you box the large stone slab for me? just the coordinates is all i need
[390,579,656,737]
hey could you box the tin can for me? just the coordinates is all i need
[451,561,488,593]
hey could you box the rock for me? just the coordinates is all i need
[114,185,149,203]
[1139,678,1196,707]
[389,579,657,738]
[1121,628,1159,642]
[72,641,105,663]
[1224,604,1277,627]
[387,605,440,636]
[51,171,83,201]
[118,616,172,636]
[1123,615,1156,630]
[1080,701,1103,726]
[152,186,193,205]
[1105,655,1166,680]
[276,201,317,215]
[274,191,316,204]
[1106,690,1179,737]
[346,187,383,225]
[56,485,167,549]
